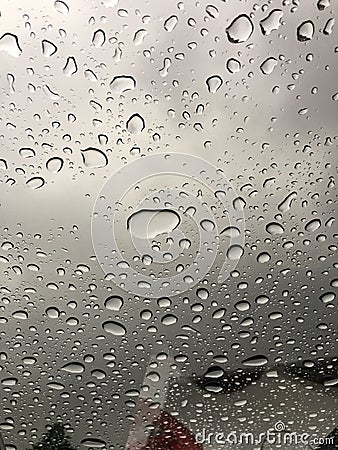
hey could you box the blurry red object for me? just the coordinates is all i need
[141,409,203,450]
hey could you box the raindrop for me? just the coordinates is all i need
[110,75,136,94]
[205,5,219,19]
[266,222,284,235]
[127,209,180,239]
[126,113,145,134]
[46,307,60,318]
[26,177,45,189]
[92,29,106,47]
[104,295,123,311]
[206,75,223,93]
[19,148,35,158]
[297,21,315,41]
[204,366,225,378]
[54,0,69,14]
[1,378,18,386]
[226,58,241,73]
[320,292,335,304]
[61,362,85,374]
[260,57,278,75]
[323,18,334,36]
[81,148,108,168]
[278,192,297,212]
[197,288,209,300]
[63,56,78,76]
[133,29,147,45]
[242,355,268,367]
[81,439,107,448]
[235,301,250,312]
[0,33,22,57]
[260,9,283,35]
[161,314,177,325]
[257,252,271,263]
[42,39,57,57]
[102,320,126,336]
[47,382,65,390]
[200,219,215,232]
[305,218,321,232]
[46,157,64,173]
[227,244,244,260]
[226,14,254,43]
[164,15,178,32]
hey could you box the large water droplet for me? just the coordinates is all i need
[54,0,69,14]
[61,362,85,373]
[164,15,178,32]
[206,75,223,93]
[226,14,254,43]
[0,33,22,57]
[102,320,126,336]
[127,209,180,239]
[260,9,283,35]
[104,295,123,311]
[92,29,106,47]
[42,39,57,57]
[297,21,315,41]
[266,222,284,235]
[242,355,268,367]
[227,244,244,260]
[126,113,145,134]
[305,218,321,232]
[260,57,278,75]
[26,177,45,189]
[46,157,64,173]
[110,75,136,94]
[81,148,108,168]
[81,439,107,448]
[63,56,78,76]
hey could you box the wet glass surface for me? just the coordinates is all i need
[0,0,337,449]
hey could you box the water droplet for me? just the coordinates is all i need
[42,39,57,57]
[305,218,321,232]
[260,9,283,35]
[197,288,209,300]
[260,57,278,75]
[235,301,250,311]
[63,56,78,76]
[226,58,241,73]
[297,21,315,41]
[0,33,22,57]
[81,148,108,168]
[205,5,219,19]
[19,147,35,158]
[47,382,65,390]
[102,320,126,336]
[12,310,28,320]
[92,29,106,47]
[200,219,215,232]
[164,15,178,32]
[242,355,268,367]
[206,75,223,93]
[205,366,225,378]
[81,438,106,448]
[266,222,284,235]
[26,177,45,189]
[278,192,297,212]
[227,244,244,260]
[226,14,254,43]
[61,362,85,373]
[320,292,335,304]
[54,0,69,14]
[110,75,136,94]
[323,18,334,35]
[104,295,123,311]
[133,29,147,45]
[126,113,145,134]
[127,209,180,239]
[45,307,60,318]
[257,252,271,263]
[1,378,18,386]
[161,314,177,325]
[46,157,64,173]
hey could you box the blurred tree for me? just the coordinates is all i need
[27,423,76,450]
